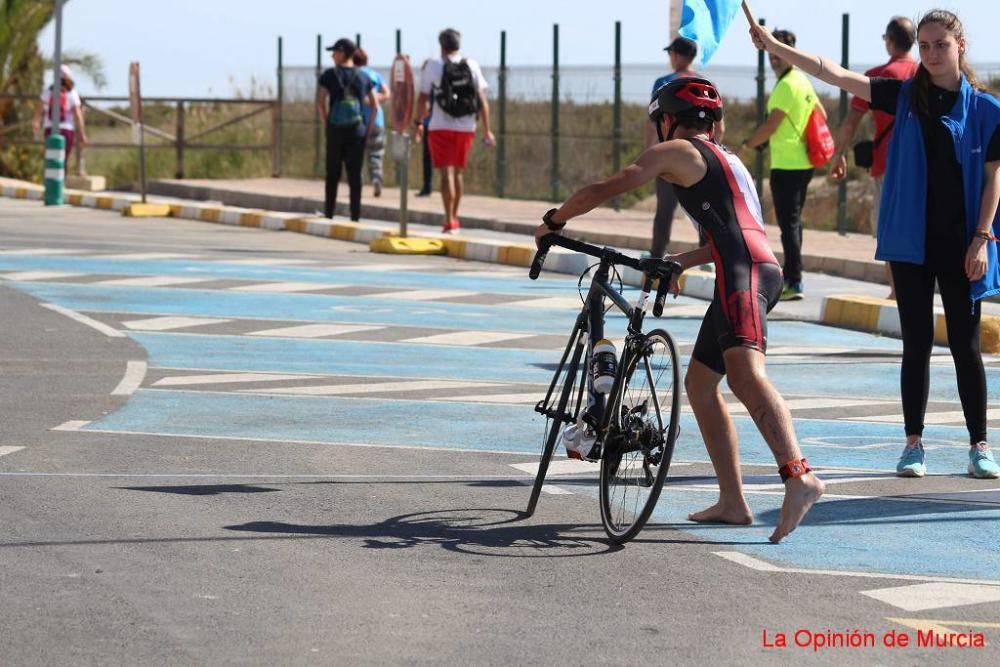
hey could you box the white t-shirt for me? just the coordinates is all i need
[40,88,81,131]
[420,54,487,133]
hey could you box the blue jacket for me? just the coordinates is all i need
[876,76,1000,303]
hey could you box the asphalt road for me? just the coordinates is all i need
[0,199,998,666]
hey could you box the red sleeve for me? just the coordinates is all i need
[850,95,870,113]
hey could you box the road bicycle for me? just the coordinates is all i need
[526,233,683,543]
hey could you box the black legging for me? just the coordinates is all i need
[769,168,813,285]
[325,127,365,220]
[890,243,987,444]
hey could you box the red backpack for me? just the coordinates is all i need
[803,105,835,168]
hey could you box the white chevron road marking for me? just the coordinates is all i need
[242,379,503,396]
[230,281,343,293]
[154,372,321,387]
[122,316,231,331]
[246,324,382,338]
[403,331,534,346]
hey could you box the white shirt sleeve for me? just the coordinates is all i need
[69,89,82,110]
[419,60,439,95]
[468,59,488,92]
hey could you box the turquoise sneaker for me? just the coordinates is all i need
[896,441,926,477]
[968,442,1000,479]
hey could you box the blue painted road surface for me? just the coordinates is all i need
[3,247,999,585]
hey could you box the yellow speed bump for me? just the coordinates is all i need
[369,236,446,255]
[122,203,172,218]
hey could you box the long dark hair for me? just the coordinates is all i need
[910,10,982,117]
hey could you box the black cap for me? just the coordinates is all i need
[664,37,697,59]
[326,38,356,56]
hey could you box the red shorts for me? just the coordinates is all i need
[428,130,475,169]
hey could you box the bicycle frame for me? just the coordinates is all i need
[535,253,663,444]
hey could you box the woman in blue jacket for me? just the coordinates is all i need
[747,8,1000,479]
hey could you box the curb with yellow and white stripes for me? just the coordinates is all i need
[822,294,1000,354]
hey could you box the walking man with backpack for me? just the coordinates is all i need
[317,38,379,221]
[414,28,495,234]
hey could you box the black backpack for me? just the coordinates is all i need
[436,59,479,118]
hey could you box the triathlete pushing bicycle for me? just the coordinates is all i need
[535,77,824,543]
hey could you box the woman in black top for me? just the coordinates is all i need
[744,6,1000,480]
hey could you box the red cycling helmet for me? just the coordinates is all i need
[648,76,723,140]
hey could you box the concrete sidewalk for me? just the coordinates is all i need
[148,177,890,286]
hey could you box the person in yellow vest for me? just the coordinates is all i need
[743,29,825,301]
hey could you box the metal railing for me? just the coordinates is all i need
[0,94,281,179]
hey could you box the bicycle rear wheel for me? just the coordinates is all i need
[526,323,588,516]
[599,328,680,543]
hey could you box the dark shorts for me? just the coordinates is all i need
[691,262,783,375]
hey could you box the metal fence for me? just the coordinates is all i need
[0,93,280,180]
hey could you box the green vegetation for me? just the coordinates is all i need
[0,0,106,180]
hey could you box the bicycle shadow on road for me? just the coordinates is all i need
[224,508,749,557]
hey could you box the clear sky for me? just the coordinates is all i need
[40,1,1000,96]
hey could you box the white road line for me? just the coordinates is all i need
[680,397,894,416]
[0,248,80,255]
[242,379,503,396]
[860,582,1000,612]
[246,323,382,338]
[41,303,125,338]
[650,304,710,317]
[449,270,523,278]
[153,372,321,387]
[510,460,600,476]
[510,460,691,476]
[230,281,344,293]
[0,446,25,458]
[216,258,318,266]
[99,252,196,260]
[371,289,477,302]
[94,276,215,288]
[402,331,535,346]
[111,361,148,396]
[1,270,84,281]
[503,296,587,310]
[541,485,573,495]
[52,420,91,431]
[122,316,231,331]
[436,392,541,405]
[59,426,545,457]
[345,263,427,272]
[0,472,535,479]
[713,551,1000,586]
[855,409,1000,425]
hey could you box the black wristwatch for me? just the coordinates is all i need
[542,208,566,231]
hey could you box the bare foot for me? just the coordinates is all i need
[688,501,753,525]
[770,473,825,543]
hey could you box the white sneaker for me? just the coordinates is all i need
[562,422,598,460]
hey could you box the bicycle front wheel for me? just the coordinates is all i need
[599,328,680,543]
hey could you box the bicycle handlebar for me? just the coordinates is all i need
[530,233,683,315]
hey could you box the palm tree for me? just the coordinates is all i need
[0,0,105,178]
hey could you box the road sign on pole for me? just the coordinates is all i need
[371,53,442,254]
[390,54,414,238]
